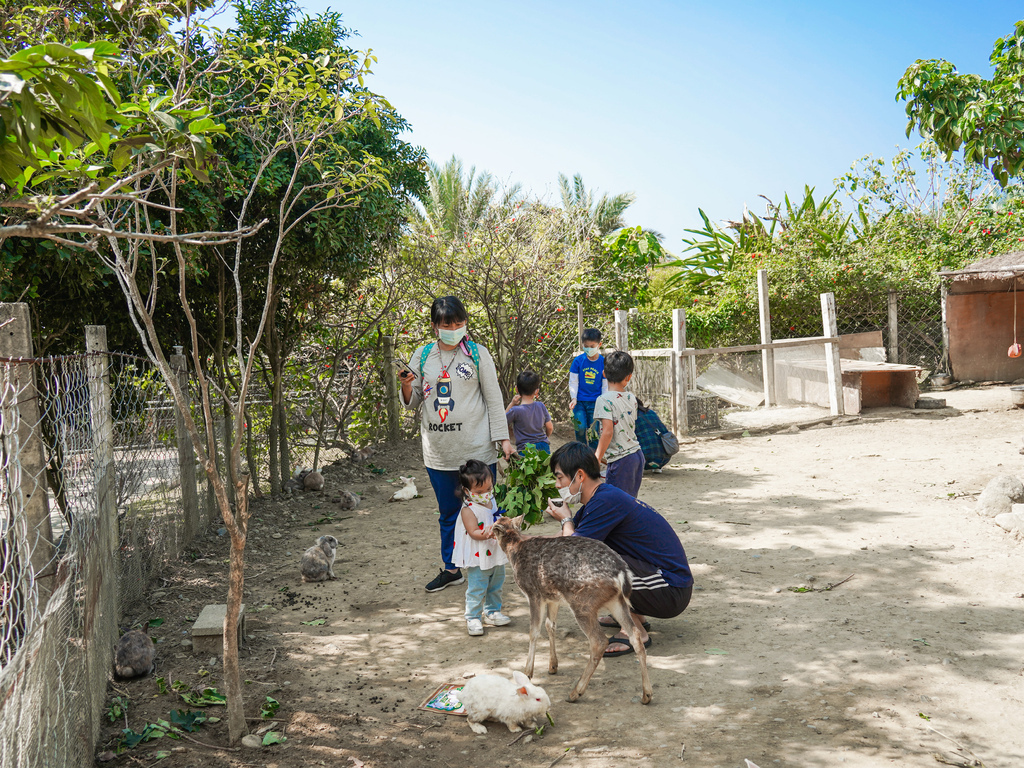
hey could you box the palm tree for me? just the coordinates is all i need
[557,172,637,238]
[408,155,522,240]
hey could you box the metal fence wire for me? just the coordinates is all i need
[1,348,209,768]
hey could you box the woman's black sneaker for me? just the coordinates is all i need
[425,569,464,592]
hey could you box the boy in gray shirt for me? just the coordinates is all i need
[594,351,644,497]
[505,370,554,453]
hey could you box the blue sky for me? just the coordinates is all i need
[231,1,1022,253]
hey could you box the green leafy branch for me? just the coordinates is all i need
[494,444,559,529]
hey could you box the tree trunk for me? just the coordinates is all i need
[208,460,247,745]
[244,406,261,498]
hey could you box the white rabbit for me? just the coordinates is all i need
[389,476,418,502]
[457,671,551,734]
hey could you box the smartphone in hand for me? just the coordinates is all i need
[394,359,415,378]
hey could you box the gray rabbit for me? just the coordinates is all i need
[336,490,359,510]
[114,629,156,678]
[300,535,338,582]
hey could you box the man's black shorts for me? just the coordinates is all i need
[621,553,693,619]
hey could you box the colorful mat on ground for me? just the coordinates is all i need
[418,683,466,716]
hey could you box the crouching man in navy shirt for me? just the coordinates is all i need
[545,441,693,657]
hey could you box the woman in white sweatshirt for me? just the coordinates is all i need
[398,296,514,592]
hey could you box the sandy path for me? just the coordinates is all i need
[110,387,1024,768]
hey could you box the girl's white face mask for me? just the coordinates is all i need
[438,325,468,346]
[468,490,493,506]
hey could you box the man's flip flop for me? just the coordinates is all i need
[603,635,653,658]
[598,618,651,631]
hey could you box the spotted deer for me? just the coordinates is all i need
[490,515,652,704]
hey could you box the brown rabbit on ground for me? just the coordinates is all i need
[300,535,338,582]
[114,629,156,679]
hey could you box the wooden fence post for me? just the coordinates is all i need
[820,293,845,416]
[614,309,629,352]
[888,289,899,364]
[0,303,55,597]
[757,269,775,407]
[170,347,200,546]
[383,336,401,442]
[672,309,689,435]
[576,303,584,353]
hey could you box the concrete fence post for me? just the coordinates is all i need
[0,303,55,598]
[84,325,118,575]
[614,309,629,352]
[672,308,689,436]
[820,293,845,417]
[83,324,119,747]
[171,348,200,545]
[757,269,775,407]
[888,289,899,364]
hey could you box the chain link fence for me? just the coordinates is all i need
[1,317,217,768]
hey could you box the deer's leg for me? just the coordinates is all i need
[609,597,653,704]
[545,601,560,674]
[565,597,612,702]
[525,598,547,679]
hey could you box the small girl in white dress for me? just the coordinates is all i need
[454,460,511,636]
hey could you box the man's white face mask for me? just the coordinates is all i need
[558,472,584,505]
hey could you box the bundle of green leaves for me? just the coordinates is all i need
[494,445,559,529]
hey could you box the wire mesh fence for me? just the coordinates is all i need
[1,340,213,768]
[2,352,117,768]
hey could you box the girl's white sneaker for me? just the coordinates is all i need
[483,611,511,626]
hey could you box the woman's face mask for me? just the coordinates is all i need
[438,324,468,346]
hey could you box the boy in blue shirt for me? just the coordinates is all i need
[569,328,607,447]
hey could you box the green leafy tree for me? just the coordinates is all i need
[557,171,636,238]
[898,20,1024,185]
[408,155,521,239]
[582,225,665,310]
[403,201,589,402]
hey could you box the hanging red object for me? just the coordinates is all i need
[1010,343,1022,358]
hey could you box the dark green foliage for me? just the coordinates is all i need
[494,445,560,529]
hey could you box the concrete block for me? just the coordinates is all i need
[191,603,246,655]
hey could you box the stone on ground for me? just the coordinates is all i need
[976,473,1024,517]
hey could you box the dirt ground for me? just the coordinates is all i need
[103,385,1024,768]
